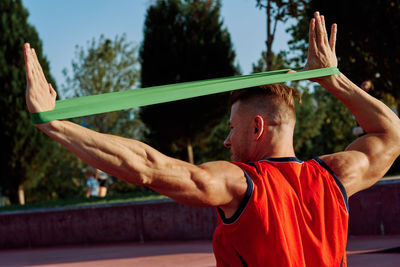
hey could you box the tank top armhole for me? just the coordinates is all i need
[217,170,254,224]
[313,157,349,213]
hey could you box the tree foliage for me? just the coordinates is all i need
[0,0,58,203]
[61,34,144,194]
[194,112,231,163]
[255,0,306,70]
[63,34,143,137]
[252,51,289,73]
[26,144,85,202]
[139,0,238,163]
[294,86,356,160]
[289,0,400,112]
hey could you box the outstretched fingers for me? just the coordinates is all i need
[320,15,329,45]
[308,18,317,55]
[24,43,56,113]
[314,12,324,48]
[24,44,31,84]
[329,23,337,54]
[305,12,338,74]
[31,48,48,84]
[314,12,331,50]
[25,45,43,87]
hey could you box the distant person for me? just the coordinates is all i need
[85,168,99,198]
[360,79,374,93]
[97,170,108,197]
[353,79,374,136]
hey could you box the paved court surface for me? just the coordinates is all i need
[0,241,214,267]
[1,236,399,267]
[347,235,400,267]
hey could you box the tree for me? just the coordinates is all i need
[26,143,85,202]
[252,50,289,73]
[62,34,143,137]
[194,112,231,163]
[288,0,400,112]
[0,0,58,204]
[255,0,306,71]
[62,34,145,195]
[139,0,238,163]
[294,85,356,160]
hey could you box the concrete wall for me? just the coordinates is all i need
[0,180,399,249]
[0,199,217,249]
[348,180,400,236]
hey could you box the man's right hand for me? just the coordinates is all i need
[24,43,57,114]
[307,12,400,197]
[304,12,338,83]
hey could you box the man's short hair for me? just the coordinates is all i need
[230,83,301,124]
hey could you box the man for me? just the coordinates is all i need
[24,12,400,266]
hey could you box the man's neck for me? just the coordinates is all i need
[258,148,296,160]
[257,126,296,160]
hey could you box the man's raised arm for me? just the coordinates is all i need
[24,43,247,210]
[306,12,400,197]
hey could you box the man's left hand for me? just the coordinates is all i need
[24,43,57,114]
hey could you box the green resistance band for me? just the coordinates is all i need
[31,67,340,124]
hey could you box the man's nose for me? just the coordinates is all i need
[224,137,231,148]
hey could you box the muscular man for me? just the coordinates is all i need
[24,12,400,266]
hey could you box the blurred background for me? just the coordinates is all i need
[0,0,399,209]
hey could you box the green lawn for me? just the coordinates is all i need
[0,191,167,213]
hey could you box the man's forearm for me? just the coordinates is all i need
[34,120,244,208]
[317,73,400,194]
[36,120,153,185]
[319,73,400,135]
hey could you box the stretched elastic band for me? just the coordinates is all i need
[31,67,340,124]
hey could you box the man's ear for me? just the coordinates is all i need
[253,115,264,140]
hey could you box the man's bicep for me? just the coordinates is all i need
[147,159,247,208]
[321,133,397,197]
[320,151,369,197]
[346,133,398,182]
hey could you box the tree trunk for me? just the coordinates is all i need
[18,184,25,205]
[265,45,273,71]
[186,138,194,164]
[265,0,273,71]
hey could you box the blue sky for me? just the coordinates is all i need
[22,0,293,97]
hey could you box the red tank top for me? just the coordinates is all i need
[213,157,348,267]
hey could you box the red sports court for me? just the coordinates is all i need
[0,179,399,266]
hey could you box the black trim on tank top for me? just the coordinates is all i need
[262,157,304,163]
[313,157,349,213]
[247,162,260,174]
[217,170,254,224]
[234,247,248,267]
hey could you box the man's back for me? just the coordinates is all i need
[213,157,348,267]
